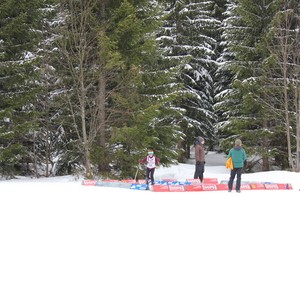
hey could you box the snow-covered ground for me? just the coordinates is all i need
[1,152,300,300]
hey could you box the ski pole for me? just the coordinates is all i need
[134,165,140,182]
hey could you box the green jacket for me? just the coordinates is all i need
[228,146,247,169]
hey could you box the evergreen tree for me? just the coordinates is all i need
[213,0,234,145]
[34,0,74,177]
[158,0,218,159]
[219,0,281,171]
[104,0,182,177]
[0,0,44,177]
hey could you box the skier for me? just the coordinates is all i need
[139,148,160,187]
[227,138,247,193]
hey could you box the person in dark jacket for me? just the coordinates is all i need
[227,139,247,193]
[194,137,205,182]
[139,148,160,186]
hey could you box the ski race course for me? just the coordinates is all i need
[82,151,295,192]
[1,151,300,300]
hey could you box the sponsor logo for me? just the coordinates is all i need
[264,184,279,189]
[82,180,97,186]
[169,186,185,192]
[202,184,217,191]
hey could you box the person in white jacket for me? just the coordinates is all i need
[139,148,160,185]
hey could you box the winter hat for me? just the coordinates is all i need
[198,137,205,144]
[235,139,242,147]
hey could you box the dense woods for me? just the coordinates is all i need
[0,0,300,178]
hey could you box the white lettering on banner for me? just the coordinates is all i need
[202,185,217,191]
[265,184,279,189]
[188,179,201,184]
[241,184,251,190]
[169,186,185,192]
[82,180,97,185]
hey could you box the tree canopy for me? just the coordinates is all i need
[1,0,300,178]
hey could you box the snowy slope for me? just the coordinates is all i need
[0,152,300,300]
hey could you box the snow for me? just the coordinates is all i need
[1,152,300,300]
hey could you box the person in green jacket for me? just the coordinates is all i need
[227,139,247,193]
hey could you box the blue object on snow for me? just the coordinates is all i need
[130,183,149,190]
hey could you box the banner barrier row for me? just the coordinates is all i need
[151,182,293,192]
[82,178,293,191]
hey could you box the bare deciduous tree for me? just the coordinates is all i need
[58,0,101,178]
[267,2,300,171]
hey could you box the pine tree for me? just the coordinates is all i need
[158,0,218,159]
[0,0,44,177]
[219,0,281,171]
[103,0,182,177]
[33,0,73,177]
[213,0,233,144]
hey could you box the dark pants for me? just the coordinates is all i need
[146,168,155,185]
[194,161,205,182]
[228,168,242,191]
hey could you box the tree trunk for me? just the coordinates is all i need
[97,73,107,172]
[97,0,108,172]
[296,85,300,171]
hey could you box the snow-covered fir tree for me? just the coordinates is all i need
[0,0,45,177]
[218,0,286,171]
[158,0,219,158]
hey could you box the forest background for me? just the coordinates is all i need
[0,0,300,179]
